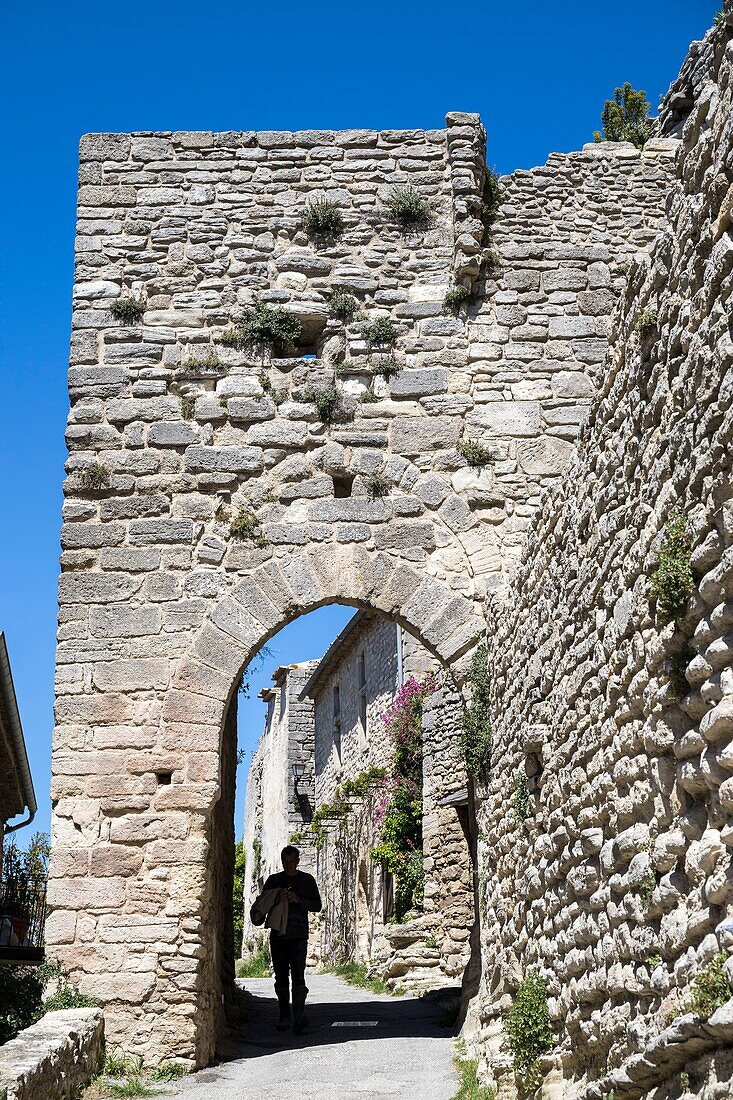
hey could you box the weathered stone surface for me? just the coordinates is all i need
[0,1009,104,1100]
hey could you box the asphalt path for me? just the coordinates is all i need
[170,972,459,1099]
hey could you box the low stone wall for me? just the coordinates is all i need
[0,1008,104,1100]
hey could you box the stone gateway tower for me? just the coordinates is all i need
[48,16,733,1092]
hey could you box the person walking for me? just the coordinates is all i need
[250,844,322,1034]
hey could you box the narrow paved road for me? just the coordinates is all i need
[171,972,459,1099]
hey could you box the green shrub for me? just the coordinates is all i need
[180,395,195,421]
[0,966,44,1044]
[366,316,397,349]
[104,1052,142,1079]
[39,960,98,1013]
[365,474,391,499]
[221,300,301,357]
[304,199,344,237]
[107,1080,158,1098]
[458,439,493,467]
[485,249,501,274]
[236,947,272,978]
[230,508,266,546]
[638,870,657,909]
[714,9,725,25]
[304,384,341,425]
[635,308,658,336]
[511,770,531,822]
[329,290,358,323]
[78,462,110,491]
[233,840,245,957]
[503,969,553,1093]
[688,952,731,1018]
[480,168,502,232]
[386,186,431,228]
[150,1063,187,1081]
[373,355,399,380]
[110,292,146,324]
[462,643,491,781]
[360,388,379,403]
[593,82,652,148]
[650,510,693,622]
[444,285,472,311]
[452,1045,497,1100]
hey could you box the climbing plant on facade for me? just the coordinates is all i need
[462,642,491,781]
[370,674,435,921]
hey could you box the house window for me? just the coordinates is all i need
[358,653,367,742]
[333,685,341,764]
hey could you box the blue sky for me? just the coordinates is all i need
[0,0,718,842]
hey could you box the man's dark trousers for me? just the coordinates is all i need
[271,934,308,1028]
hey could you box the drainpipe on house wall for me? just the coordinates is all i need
[0,632,37,835]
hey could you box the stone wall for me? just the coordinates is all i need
[470,16,733,1096]
[51,45,679,1066]
[0,1009,104,1100]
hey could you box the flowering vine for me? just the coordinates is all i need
[370,674,435,921]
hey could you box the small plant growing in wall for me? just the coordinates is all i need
[458,438,493,468]
[386,185,431,229]
[650,510,694,623]
[303,199,344,238]
[638,870,657,909]
[365,473,391,500]
[511,769,531,822]
[180,395,196,421]
[360,388,379,404]
[221,300,302,358]
[480,168,502,234]
[503,969,553,1094]
[110,290,146,324]
[687,952,731,1018]
[635,308,658,337]
[366,316,397,350]
[462,642,491,782]
[593,82,652,148]
[304,384,343,426]
[329,290,358,324]
[444,284,472,311]
[230,508,266,547]
[373,355,399,381]
[78,462,110,491]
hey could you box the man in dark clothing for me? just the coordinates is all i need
[256,845,322,1034]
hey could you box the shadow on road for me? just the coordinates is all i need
[218,984,458,1061]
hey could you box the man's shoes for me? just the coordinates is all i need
[276,1011,290,1032]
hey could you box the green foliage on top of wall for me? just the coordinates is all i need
[462,643,491,782]
[221,300,302,357]
[593,83,652,148]
[688,952,731,1018]
[650,510,694,622]
[503,969,553,1093]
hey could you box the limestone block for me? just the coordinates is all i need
[92,658,169,692]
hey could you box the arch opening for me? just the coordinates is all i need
[205,599,482,1062]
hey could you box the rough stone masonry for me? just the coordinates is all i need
[46,14,729,1092]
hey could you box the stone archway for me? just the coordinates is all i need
[49,544,484,1067]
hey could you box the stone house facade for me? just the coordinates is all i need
[242,612,473,986]
[46,10,733,1096]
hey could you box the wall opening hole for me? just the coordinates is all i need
[156,771,173,786]
[333,474,354,498]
